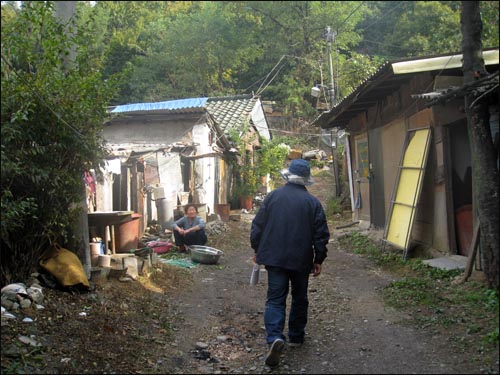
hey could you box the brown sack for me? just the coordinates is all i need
[39,244,90,288]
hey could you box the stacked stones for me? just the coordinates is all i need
[1,275,45,320]
[205,221,229,236]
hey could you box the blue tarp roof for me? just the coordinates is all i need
[111,97,209,113]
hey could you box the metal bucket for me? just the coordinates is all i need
[90,242,102,266]
[188,245,223,265]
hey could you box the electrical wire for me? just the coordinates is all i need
[255,54,287,95]
[252,122,325,138]
[469,82,499,109]
[336,1,366,33]
[255,62,287,97]
[356,1,408,34]
[245,54,323,96]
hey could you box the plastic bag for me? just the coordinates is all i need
[39,244,90,289]
[250,264,260,286]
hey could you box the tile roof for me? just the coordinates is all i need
[108,95,260,136]
[206,95,257,135]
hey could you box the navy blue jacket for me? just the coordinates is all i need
[250,182,330,273]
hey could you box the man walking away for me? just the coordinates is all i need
[250,158,330,368]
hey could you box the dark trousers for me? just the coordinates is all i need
[264,266,310,345]
[173,229,207,247]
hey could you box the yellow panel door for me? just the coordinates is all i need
[384,128,432,253]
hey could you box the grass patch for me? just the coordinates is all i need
[338,231,499,365]
[338,231,406,271]
[326,196,343,216]
[312,168,333,177]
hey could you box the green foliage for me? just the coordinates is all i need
[340,231,401,268]
[309,159,328,169]
[358,1,457,59]
[255,138,290,182]
[481,1,500,48]
[1,2,116,284]
[326,196,343,216]
[272,135,307,150]
[227,123,259,197]
[227,124,289,199]
[23,1,495,121]
[1,0,498,283]
[389,2,461,56]
[358,1,498,60]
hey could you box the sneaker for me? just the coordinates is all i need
[288,337,304,347]
[265,338,285,368]
[288,341,303,348]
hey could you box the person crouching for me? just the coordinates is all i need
[172,204,208,252]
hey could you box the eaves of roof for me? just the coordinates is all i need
[314,47,499,130]
[314,61,411,129]
[107,96,259,131]
[108,97,208,115]
[105,94,263,152]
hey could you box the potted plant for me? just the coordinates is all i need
[234,163,259,210]
[227,123,289,210]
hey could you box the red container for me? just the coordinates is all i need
[146,241,173,254]
[240,196,253,210]
[214,204,230,222]
[116,213,142,253]
[455,204,473,256]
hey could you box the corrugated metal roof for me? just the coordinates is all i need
[107,94,267,140]
[314,47,499,129]
[392,49,499,74]
[110,97,208,113]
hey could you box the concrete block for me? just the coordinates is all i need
[422,255,467,271]
[122,256,138,280]
[229,214,241,221]
[90,267,109,285]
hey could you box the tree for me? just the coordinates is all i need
[1,1,116,285]
[460,1,499,290]
[54,0,92,276]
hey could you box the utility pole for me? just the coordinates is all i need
[54,1,91,278]
[326,26,341,197]
[326,26,336,109]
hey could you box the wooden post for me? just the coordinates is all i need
[458,219,480,283]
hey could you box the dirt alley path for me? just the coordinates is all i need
[158,212,483,374]
[1,176,496,374]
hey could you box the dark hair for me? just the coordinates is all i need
[184,204,198,214]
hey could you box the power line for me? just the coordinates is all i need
[245,54,323,96]
[357,1,408,34]
[253,123,324,138]
[255,62,287,97]
[255,55,287,95]
[336,1,366,33]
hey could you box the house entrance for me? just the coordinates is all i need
[447,120,473,256]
